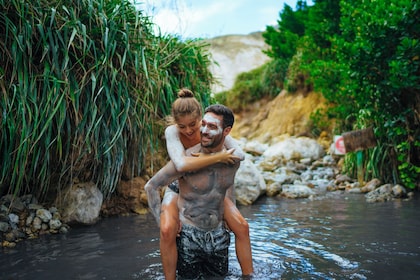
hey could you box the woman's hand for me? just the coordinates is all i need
[191,148,240,164]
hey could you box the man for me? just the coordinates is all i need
[145,104,240,279]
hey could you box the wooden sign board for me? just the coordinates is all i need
[342,127,377,152]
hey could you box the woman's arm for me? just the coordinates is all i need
[165,125,240,172]
[144,161,180,226]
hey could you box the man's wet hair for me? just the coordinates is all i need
[204,104,234,129]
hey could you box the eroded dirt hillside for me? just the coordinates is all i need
[206,33,332,144]
[230,90,330,143]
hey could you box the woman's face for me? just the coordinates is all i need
[176,114,202,140]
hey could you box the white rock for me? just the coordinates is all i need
[281,184,315,199]
[234,158,266,205]
[262,137,325,162]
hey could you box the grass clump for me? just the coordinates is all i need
[0,0,214,200]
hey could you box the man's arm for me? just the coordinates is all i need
[144,161,180,226]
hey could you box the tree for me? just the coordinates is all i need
[262,0,419,188]
[335,0,420,188]
[263,3,309,60]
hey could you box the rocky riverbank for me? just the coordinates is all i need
[233,136,414,204]
[1,135,415,248]
[0,194,69,248]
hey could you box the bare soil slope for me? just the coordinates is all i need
[206,33,332,143]
[231,90,330,143]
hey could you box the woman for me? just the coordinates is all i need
[158,88,253,279]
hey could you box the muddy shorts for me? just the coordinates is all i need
[176,223,231,280]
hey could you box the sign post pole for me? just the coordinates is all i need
[342,127,377,185]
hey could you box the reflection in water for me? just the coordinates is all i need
[1,193,420,279]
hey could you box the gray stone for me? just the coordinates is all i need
[281,184,315,199]
[365,184,393,203]
[49,219,62,230]
[32,216,42,230]
[36,209,52,223]
[59,181,103,225]
[0,221,10,232]
[392,184,407,198]
[8,213,19,224]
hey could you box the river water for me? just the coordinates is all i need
[1,192,420,280]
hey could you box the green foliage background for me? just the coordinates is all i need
[224,0,419,189]
[0,0,214,200]
[1,0,419,204]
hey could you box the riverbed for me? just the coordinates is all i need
[1,192,420,279]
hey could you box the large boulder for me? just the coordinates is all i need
[261,137,325,168]
[234,157,266,205]
[58,181,103,225]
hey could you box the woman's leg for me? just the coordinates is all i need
[160,188,180,280]
[224,197,253,275]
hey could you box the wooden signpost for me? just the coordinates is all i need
[342,127,377,184]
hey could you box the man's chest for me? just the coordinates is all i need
[181,165,235,192]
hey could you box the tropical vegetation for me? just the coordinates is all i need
[1,0,419,206]
[0,0,214,201]
[222,0,419,189]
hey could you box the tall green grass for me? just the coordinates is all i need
[0,0,214,201]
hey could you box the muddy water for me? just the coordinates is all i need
[1,192,420,280]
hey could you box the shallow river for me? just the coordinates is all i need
[1,192,420,280]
